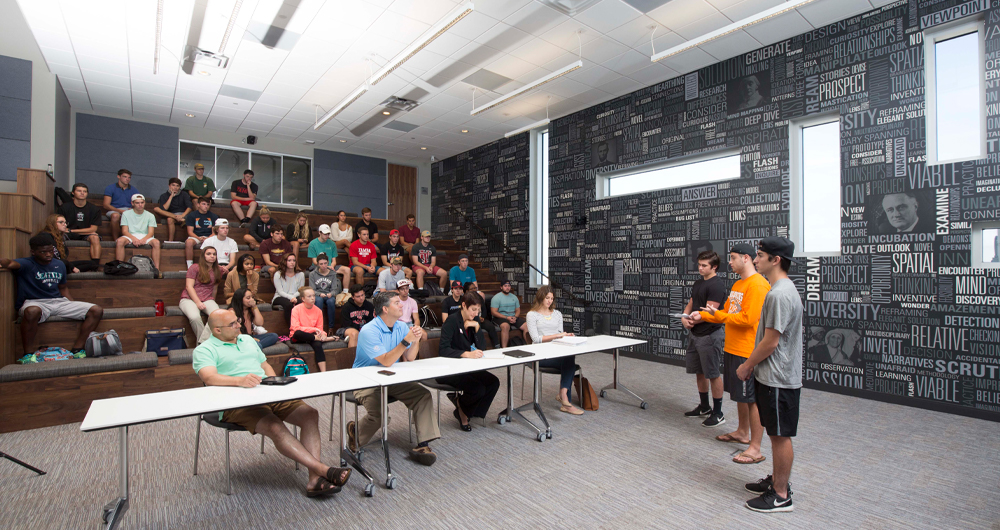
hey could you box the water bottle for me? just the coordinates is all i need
[154,299,165,317]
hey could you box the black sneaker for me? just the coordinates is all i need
[702,413,725,427]
[684,405,712,417]
[745,475,773,494]
[746,486,793,513]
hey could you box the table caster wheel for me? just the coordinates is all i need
[546,432,552,439]
[640,401,648,410]
[537,432,545,442]
[386,477,397,490]
[364,483,374,497]
[497,415,506,425]
[599,390,607,398]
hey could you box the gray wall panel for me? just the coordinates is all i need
[313,148,386,218]
[75,113,178,196]
[0,55,31,100]
[0,54,30,181]
[77,113,178,148]
[0,97,31,141]
[0,139,30,179]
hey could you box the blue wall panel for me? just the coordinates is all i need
[0,54,31,181]
[75,113,178,196]
[313,149,386,217]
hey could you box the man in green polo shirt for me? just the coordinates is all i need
[184,163,216,203]
[193,309,351,497]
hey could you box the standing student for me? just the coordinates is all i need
[307,224,350,291]
[448,254,477,291]
[348,226,378,286]
[115,194,161,272]
[376,230,412,280]
[353,207,379,243]
[201,219,238,273]
[185,197,219,268]
[738,237,802,513]
[691,244,770,464]
[244,208,277,251]
[259,226,293,276]
[178,246,222,344]
[102,169,138,240]
[152,177,193,242]
[291,287,335,372]
[225,254,263,304]
[490,280,526,348]
[183,162,216,203]
[337,285,373,348]
[681,250,728,427]
[395,279,420,326]
[526,285,583,415]
[437,292,500,431]
[410,231,448,290]
[308,253,341,335]
[272,253,305,325]
[286,212,311,258]
[232,287,279,349]
[57,183,102,264]
[398,214,420,253]
[230,169,258,226]
[331,210,353,250]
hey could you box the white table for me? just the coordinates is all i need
[81,369,383,530]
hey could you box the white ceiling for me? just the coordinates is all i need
[17,0,893,162]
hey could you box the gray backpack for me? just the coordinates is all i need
[85,330,123,358]
[129,254,156,273]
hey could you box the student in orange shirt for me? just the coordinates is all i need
[692,243,770,465]
[290,287,339,373]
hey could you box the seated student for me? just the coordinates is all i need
[331,210,353,250]
[40,214,97,273]
[272,253,304,325]
[464,282,499,349]
[259,226,293,276]
[103,169,138,240]
[308,224,350,292]
[441,281,464,324]
[225,254,263,304]
[185,197,219,269]
[57,183,102,265]
[231,287,279,349]
[115,194,161,273]
[336,284,373,348]
[410,230,448,290]
[291,287,338,372]
[201,219,238,274]
[396,279,420,326]
[230,169,258,227]
[348,226,379,286]
[376,230,412,281]
[183,163,216,204]
[193,309,351,498]
[308,253,341,335]
[353,207,379,243]
[286,212,312,258]
[1,235,104,356]
[490,280,528,348]
[348,291,438,465]
[375,257,406,295]
[179,247,222,344]
[398,214,420,253]
[437,292,500,431]
[526,285,583,415]
[244,207,278,251]
[151,177,193,242]
[449,254,478,291]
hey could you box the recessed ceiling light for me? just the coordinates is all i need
[305,140,315,144]
[461,129,468,133]
[382,111,391,115]
[340,139,347,143]
[291,171,297,174]
[421,147,427,150]
[185,113,195,117]
[198,70,210,76]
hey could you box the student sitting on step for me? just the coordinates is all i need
[57,182,102,265]
[114,194,162,273]
[224,254,264,305]
[179,246,222,345]
[151,177,193,242]
[184,197,219,269]
[244,207,278,251]
[1,234,104,357]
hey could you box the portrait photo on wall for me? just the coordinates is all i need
[868,188,935,234]
[687,240,727,274]
[807,327,863,367]
[591,138,619,167]
[727,73,770,112]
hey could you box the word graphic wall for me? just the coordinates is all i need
[434,0,1000,421]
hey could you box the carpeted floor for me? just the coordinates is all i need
[1,353,998,529]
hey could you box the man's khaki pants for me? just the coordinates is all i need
[353,382,441,446]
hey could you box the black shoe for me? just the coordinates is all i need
[745,486,793,513]
[745,475,773,494]
[702,413,725,427]
[453,409,471,431]
[684,405,712,417]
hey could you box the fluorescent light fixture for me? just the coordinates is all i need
[651,0,819,62]
[314,85,368,130]
[219,0,245,54]
[505,118,550,138]
[470,60,582,116]
[367,2,474,86]
[153,0,163,74]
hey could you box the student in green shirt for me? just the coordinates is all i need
[184,163,216,203]
[193,309,352,497]
[308,224,350,293]
[490,280,527,348]
[114,194,161,272]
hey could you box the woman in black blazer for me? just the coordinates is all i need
[437,292,500,431]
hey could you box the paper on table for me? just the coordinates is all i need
[553,336,587,345]
[481,350,504,359]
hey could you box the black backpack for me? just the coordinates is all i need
[425,282,444,296]
[104,260,138,276]
[419,306,440,328]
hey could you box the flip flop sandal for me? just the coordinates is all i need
[326,466,352,487]
[559,403,584,415]
[716,433,750,444]
[306,477,341,498]
[733,452,766,464]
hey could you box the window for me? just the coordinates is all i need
[790,115,841,256]
[924,21,986,165]
[178,141,312,207]
[972,223,1000,268]
[529,128,550,287]
[596,150,740,199]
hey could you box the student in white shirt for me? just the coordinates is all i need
[201,219,238,273]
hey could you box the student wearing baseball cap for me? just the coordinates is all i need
[377,229,412,281]
[184,162,216,204]
[448,254,477,291]
[490,279,526,348]
[441,280,464,324]
[410,230,448,290]
[201,218,239,272]
[308,224,350,293]
[691,242,770,464]
[114,193,161,273]
[396,279,420,326]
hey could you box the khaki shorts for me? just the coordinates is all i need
[20,297,95,323]
[221,399,306,435]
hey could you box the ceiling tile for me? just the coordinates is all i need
[483,54,537,80]
[539,19,601,51]
[628,62,677,85]
[580,36,631,64]
[574,0,643,33]
[697,29,761,61]
[509,39,570,67]
[570,64,621,87]
[743,10,813,45]
[718,0,784,21]
[602,49,653,75]
[473,22,532,52]
[388,0,463,26]
[503,2,569,35]
[796,0,872,28]
[449,11,500,40]
[647,0,719,30]
[368,10,432,42]
[597,75,645,94]
[671,11,732,40]
[654,46,715,75]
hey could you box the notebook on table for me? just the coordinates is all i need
[504,349,535,358]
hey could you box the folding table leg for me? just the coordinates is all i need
[381,387,396,490]
[599,348,648,409]
[101,426,129,530]
[339,392,375,497]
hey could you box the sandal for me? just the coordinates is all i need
[716,433,750,444]
[326,466,352,487]
[733,451,766,464]
[306,477,341,498]
[559,402,584,415]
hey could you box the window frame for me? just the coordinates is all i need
[529,127,550,288]
[594,148,742,200]
[789,112,842,258]
[178,140,313,208]
[923,18,987,166]
[971,221,1000,269]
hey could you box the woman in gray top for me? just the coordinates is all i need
[526,286,583,415]
[272,253,305,325]
[309,253,342,333]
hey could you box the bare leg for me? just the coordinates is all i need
[437,270,448,289]
[745,403,764,458]
[110,213,122,240]
[151,239,161,270]
[230,201,246,220]
[246,201,257,219]
[344,328,359,348]
[317,361,326,372]
[696,373,709,393]
[115,237,127,261]
[499,322,510,348]
[415,268,425,289]
[770,436,794,498]
[166,218,176,242]
[710,376,723,399]
[255,410,332,489]
[243,234,258,250]
[185,239,196,262]
[725,402,751,442]
[19,307,41,353]
[74,305,104,349]
[338,266,350,290]
[353,267,364,286]
[87,234,101,260]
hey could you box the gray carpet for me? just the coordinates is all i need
[1,353,999,529]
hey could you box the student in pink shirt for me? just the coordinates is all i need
[290,287,340,372]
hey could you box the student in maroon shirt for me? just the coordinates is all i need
[398,214,420,253]
[259,226,293,276]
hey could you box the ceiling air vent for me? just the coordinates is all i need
[380,96,420,112]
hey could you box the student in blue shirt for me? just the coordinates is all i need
[102,169,138,240]
[448,254,477,291]
[349,291,440,466]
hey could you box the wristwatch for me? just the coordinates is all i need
[401,339,411,348]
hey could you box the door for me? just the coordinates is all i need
[387,164,417,228]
